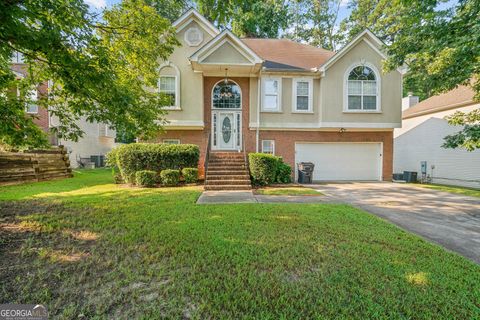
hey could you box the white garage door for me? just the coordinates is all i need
[295,143,382,181]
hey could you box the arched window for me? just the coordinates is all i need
[346,65,380,111]
[158,62,180,110]
[212,80,241,109]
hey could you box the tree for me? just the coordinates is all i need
[0,0,178,150]
[145,0,192,22]
[288,0,346,50]
[442,109,480,151]
[195,0,290,38]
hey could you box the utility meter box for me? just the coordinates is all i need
[421,161,427,175]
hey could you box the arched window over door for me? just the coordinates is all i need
[212,81,241,109]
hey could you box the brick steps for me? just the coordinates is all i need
[205,152,251,191]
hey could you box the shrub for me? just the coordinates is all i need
[160,169,180,186]
[182,168,199,183]
[112,143,199,183]
[248,153,281,186]
[135,170,157,187]
[276,162,292,183]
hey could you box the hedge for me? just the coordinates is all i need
[249,153,292,185]
[135,170,157,188]
[160,169,180,186]
[276,162,292,183]
[109,143,199,183]
[182,168,199,183]
[249,153,279,185]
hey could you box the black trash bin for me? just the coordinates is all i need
[403,171,418,183]
[297,162,315,184]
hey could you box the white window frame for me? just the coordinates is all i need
[261,77,282,112]
[261,140,275,155]
[343,62,382,113]
[163,139,180,144]
[292,78,313,113]
[158,62,181,110]
[26,88,38,114]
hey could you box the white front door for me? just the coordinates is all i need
[213,111,241,150]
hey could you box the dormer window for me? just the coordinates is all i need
[345,65,380,112]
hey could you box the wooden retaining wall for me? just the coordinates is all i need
[0,147,73,185]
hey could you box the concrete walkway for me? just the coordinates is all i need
[196,191,327,204]
[197,191,257,204]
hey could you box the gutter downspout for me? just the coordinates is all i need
[256,70,262,152]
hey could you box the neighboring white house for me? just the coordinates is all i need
[50,115,118,168]
[394,85,480,188]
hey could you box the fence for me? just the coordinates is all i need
[0,147,73,185]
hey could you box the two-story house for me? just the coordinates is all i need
[151,9,403,184]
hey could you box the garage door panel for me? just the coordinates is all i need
[295,143,382,181]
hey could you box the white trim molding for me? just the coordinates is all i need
[261,76,282,112]
[343,62,381,113]
[173,8,220,37]
[158,61,181,109]
[249,121,401,129]
[292,77,313,113]
[190,30,263,66]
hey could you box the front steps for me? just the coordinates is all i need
[205,152,252,191]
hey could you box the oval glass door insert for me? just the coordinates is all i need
[222,116,232,143]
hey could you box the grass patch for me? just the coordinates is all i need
[1,169,479,318]
[255,187,323,196]
[417,183,480,198]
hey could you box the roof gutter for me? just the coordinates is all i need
[403,100,477,119]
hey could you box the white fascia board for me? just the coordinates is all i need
[190,30,263,64]
[320,30,388,73]
[173,8,220,37]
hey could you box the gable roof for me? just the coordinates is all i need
[241,38,334,71]
[318,29,391,74]
[403,85,477,119]
[190,30,263,65]
[172,8,220,37]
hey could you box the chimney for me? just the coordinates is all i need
[402,92,419,111]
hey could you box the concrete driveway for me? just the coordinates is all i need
[311,182,480,264]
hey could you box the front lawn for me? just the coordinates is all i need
[1,169,479,318]
[255,187,323,196]
[417,183,480,198]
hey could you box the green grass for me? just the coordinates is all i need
[417,183,480,198]
[1,169,479,319]
[255,187,323,196]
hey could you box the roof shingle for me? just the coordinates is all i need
[403,85,476,119]
[241,38,335,71]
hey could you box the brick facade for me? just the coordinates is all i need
[257,130,393,180]
[11,64,50,133]
[152,76,394,181]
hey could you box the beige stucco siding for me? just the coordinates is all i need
[202,42,251,64]
[253,76,321,128]
[321,40,402,126]
[161,20,214,127]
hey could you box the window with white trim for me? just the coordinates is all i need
[262,78,281,111]
[293,78,313,112]
[261,140,275,154]
[347,65,379,111]
[163,139,180,144]
[26,89,38,114]
[159,76,177,108]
